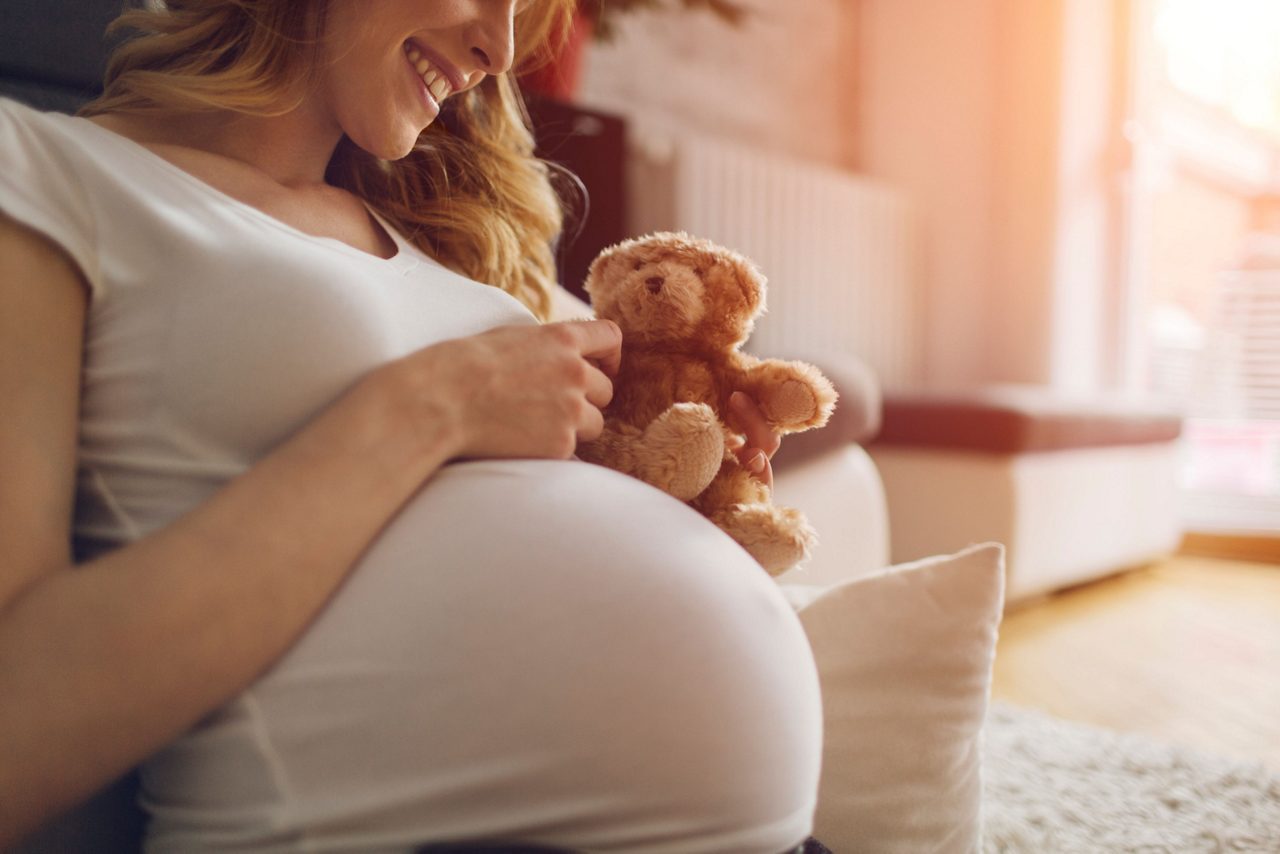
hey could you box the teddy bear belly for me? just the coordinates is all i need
[612,366,721,427]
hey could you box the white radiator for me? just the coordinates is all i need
[627,130,920,389]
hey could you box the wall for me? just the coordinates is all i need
[577,1,859,169]
[859,0,1126,390]
[1049,0,1127,391]
[988,0,1065,388]
[856,0,1001,388]
[580,0,1122,392]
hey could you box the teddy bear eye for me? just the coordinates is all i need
[633,259,645,271]
[693,266,705,277]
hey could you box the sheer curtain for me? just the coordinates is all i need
[1125,0,1280,534]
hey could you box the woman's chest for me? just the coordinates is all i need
[254,189,397,260]
[84,206,535,465]
[145,143,397,259]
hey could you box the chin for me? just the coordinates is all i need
[383,134,421,161]
[348,120,424,162]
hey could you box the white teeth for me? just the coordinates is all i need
[406,45,452,103]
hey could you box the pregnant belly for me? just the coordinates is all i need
[294,458,764,661]
[141,459,820,853]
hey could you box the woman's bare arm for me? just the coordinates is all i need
[0,212,619,846]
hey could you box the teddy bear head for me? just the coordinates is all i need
[584,232,767,350]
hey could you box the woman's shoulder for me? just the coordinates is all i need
[0,97,173,187]
[0,94,51,124]
[0,96,115,188]
[0,98,120,301]
[0,96,104,151]
[32,108,394,256]
[0,96,72,152]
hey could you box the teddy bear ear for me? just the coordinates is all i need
[584,246,621,295]
[733,263,767,315]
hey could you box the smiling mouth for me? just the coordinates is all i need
[403,43,452,106]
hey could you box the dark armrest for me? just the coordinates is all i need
[771,351,882,472]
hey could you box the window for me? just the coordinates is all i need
[1126,0,1280,533]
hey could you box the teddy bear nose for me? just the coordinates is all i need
[645,276,665,294]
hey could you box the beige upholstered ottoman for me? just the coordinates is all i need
[866,387,1184,605]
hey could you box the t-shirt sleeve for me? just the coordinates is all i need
[0,99,105,301]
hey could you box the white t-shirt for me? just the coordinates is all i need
[0,97,537,558]
[0,97,821,853]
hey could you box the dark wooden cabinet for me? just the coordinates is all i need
[525,95,629,302]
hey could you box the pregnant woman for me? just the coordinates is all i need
[0,0,822,851]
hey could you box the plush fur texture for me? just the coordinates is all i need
[577,232,838,575]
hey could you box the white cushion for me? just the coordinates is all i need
[782,542,1006,852]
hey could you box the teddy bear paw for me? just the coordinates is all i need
[640,403,725,501]
[762,379,820,428]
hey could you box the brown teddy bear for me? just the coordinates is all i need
[576,231,837,575]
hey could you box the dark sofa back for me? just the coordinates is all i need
[3,8,149,854]
[0,0,121,112]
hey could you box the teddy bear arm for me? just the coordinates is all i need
[740,358,838,433]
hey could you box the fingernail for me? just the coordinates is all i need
[747,451,766,474]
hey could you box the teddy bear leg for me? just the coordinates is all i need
[711,503,816,576]
[694,463,816,575]
[634,402,725,501]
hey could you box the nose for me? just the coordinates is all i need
[645,276,665,294]
[468,1,516,75]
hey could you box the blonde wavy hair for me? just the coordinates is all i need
[79,0,578,320]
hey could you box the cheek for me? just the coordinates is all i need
[324,49,425,159]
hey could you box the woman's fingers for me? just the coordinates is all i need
[400,320,626,461]
[739,446,774,490]
[544,321,618,448]
[552,319,622,377]
[730,391,782,458]
[576,397,606,442]
[729,391,780,490]
[583,362,613,410]
[548,320,616,411]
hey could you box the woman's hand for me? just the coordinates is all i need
[729,391,782,490]
[386,319,622,462]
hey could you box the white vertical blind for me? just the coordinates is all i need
[1182,269,1280,532]
[1129,0,1280,534]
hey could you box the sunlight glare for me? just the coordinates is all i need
[1154,0,1280,137]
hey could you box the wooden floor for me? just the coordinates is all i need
[990,553,1280,769]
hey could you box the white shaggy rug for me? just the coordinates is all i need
[982,702,1280,853]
